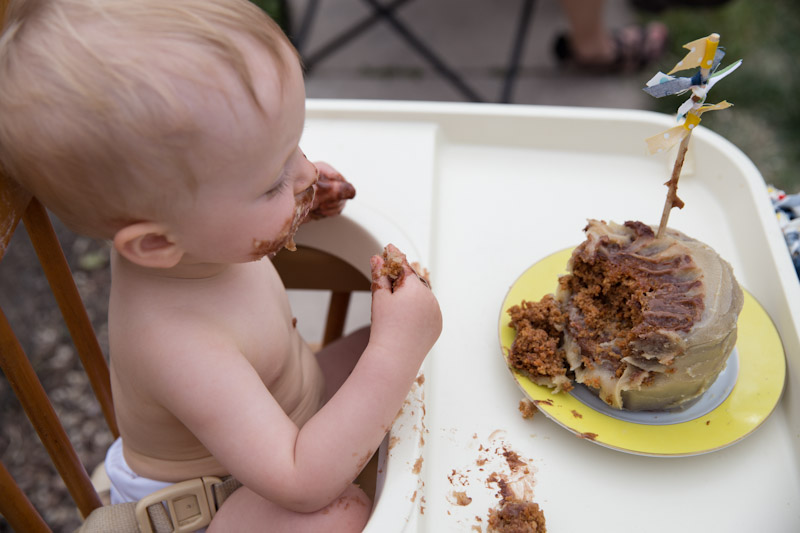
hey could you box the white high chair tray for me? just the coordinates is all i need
[297,100,800,533]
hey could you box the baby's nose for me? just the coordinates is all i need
[294,155,318,195]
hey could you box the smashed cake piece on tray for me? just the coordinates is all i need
[507,219,743,411]
[506,295,572,393]
[487,500,547,533]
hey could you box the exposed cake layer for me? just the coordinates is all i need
[506,295,572,392]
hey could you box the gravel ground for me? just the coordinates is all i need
[1,217,115,533]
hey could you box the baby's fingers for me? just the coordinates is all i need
[370,254,392,293]
[410,263,431,289]
[373,244,431,293]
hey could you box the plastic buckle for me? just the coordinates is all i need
[135,476,222,533]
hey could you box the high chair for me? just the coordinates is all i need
[0,163,371,531]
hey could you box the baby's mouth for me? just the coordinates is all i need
[251,186,316,259]
[284,186,316,251]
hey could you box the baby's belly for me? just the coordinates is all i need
[123,442,229,482]
[120,338,325,482]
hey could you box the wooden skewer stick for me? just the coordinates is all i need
[654,33,723,239]
[656,131,691,239]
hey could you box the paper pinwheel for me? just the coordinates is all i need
[643,33,741,238]
[644,33,742,155]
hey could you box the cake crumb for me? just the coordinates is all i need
[411,261,431,287]
[452,491,473,506]
[503,450,527,472]
[380,246,406,290]
[518,400,537,419]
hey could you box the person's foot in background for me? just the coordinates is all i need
[630,0,732,13]
[554,0,669,74]
[554,21,669,74]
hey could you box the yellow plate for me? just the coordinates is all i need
[499,248,786,456]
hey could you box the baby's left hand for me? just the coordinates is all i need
[308,161,356,220]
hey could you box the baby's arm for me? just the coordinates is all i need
[154,245,440,512]
[289,244,441,496]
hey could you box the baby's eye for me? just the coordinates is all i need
[265,177,289,198]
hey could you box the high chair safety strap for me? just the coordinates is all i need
[77,476,242,533]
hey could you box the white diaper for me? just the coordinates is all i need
[105,437,207,533]
[105,438,174,505]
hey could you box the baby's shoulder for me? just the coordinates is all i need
[109,260,292,374]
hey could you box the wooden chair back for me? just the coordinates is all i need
[0,171,118,532]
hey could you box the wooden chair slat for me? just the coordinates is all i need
[323,291,352,347]
[273,245,370,348]
[0,169,31,260]
[273,245,371,292]
[0,307,104,519]
[22,198,119,438]
[0,459,52,533]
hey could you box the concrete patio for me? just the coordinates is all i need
[291,0,652,108]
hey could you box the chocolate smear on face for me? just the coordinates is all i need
[251,186,315,259]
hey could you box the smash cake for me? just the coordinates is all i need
[506,219,743,411]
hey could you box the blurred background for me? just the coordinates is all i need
[1,0,798,531]
[260,0,799,193]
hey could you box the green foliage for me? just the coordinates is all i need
[249,0,290,34]
[640,0,800,192]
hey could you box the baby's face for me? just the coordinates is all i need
[171,38,317,265]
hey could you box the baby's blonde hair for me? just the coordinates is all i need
[0,0,296,239]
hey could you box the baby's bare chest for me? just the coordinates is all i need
[214,286,323,423]
[208,267,302,382]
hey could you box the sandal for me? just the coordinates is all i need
[553,22,669,74]
[630,0,732,13]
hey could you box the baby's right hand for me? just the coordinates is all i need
[369,244,442,361]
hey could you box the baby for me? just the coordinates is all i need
[0,1,442,531]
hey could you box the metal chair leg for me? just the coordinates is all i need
[299,0,412,69]
[499,0,537,103]
[361,0,484,102]
[294,0,538,103]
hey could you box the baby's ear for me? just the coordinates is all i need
[113,222,184,269]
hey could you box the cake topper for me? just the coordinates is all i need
[643,33,742,238]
